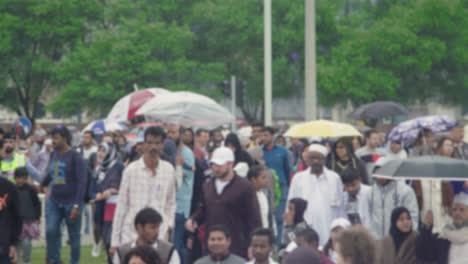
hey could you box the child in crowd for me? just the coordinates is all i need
[14,167,41,264]
[248,165,274,229]
[282,198,309,247]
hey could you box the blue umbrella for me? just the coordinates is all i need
[388,115,457,143]
[82,119,127,137]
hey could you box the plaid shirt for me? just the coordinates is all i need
[111,157,176,247]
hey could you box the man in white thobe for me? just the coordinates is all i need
[287,144,345,247]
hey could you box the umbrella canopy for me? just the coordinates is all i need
[388,115,457,144]
[136,91,235,128]
[373,156,468,181]
[82,119,127,136]
[107,88,171,122]
[284,120,361,138]
[349,101,408,120]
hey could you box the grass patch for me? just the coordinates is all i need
[31,245,108,264]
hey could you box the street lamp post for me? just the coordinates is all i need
[264,0,273,126]
[305,0,317,121]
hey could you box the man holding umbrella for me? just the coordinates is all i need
[449,125,468,195]
[368,158,419,239]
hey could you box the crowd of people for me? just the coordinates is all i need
[1,121,468,264]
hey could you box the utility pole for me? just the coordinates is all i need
[231,75,237,131]
[264,0,273,126]
[305,0,317,121]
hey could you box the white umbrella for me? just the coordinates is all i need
[107,88,171,122]
[136,91,235,128]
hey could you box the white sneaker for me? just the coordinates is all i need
[92,241,102,257]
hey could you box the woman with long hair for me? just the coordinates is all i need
[326,138,369,184]
[410,128,435,157]
[282,198,309,246]
[225,132,255,167]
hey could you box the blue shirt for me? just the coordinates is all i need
[263,145,291,184]
[176,145,195,217]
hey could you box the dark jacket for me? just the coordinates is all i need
[377,231,426,264]
[17,184,41,221]
[415,225,451,264]
[0,177,22,253]
[225,133,255,167]
[89,162,125,199]
[191,174,262,258]
[326,140,370,184]
[117,240,175,264]
[41,149,87,205]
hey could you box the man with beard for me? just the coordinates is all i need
[1,133,41,183]
[167,124,195,264]
[194,225,245,264]
[186,147,261,259]
[287,144,345,247]
[111,127,176,254]
[416,193,468,264]
[114,208,180,264]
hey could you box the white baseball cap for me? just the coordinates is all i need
[210,147,235,165]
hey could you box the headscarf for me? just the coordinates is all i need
[289,198,308,225]
[389,207,412,253]
[97,142,117,173]
[285,247,320,264]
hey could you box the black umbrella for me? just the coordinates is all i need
[349,101,408,120]
[373,156,468,181]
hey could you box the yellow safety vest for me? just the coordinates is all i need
[1,153,26,182]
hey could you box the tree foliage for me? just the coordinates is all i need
[0,0,102,122]
[319,0,468,106]
[1,0,467,122]
[50,0,224,116]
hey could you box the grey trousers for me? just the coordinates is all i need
[17,238,32,264]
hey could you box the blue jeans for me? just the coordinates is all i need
[173,213,187,264]
[275,183,289,246]
[46,199,83,264]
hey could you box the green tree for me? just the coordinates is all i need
[50,0,224,117]
[190,0,343,121]
[319,0,468,106]
[0,0,102,123]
